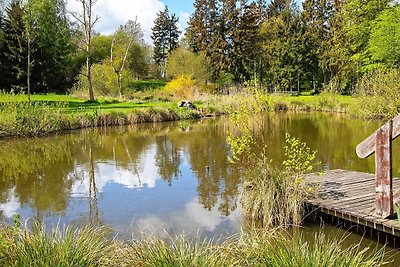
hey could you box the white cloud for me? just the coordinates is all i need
[67,0,166,43]
[178,12,190,36]
[135,197,242,236]
[0,188,20,218]
[68,144,161,196]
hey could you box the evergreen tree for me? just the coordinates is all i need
[186,0,208,53]
[2,0,28,92]
[151,6,180,78]
[260,0,307,92]
[0,6,6,89]
[301,0,334,88]
[234,2,261,81]
[28,0,74,93]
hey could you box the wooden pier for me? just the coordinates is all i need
[305,114,400,237]
[306,169,400,237]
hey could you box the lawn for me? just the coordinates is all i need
[0,93,176,114]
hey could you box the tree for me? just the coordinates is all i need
[235,2,262,81]
[166,46,208,83]
[366,5,400,70]
[186,0,208,53]
[110,19,142,97]
[151,6,180,78]
[2,0,28,92]
[69,0,99,101]
[0,4,6,89]
[127,42,149,79]
[301,0,334,88]
[27,0,75,93]
[259,0,307,92]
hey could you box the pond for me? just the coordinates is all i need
[0,112,399,261]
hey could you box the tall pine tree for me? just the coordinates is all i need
[151,6,180,78]
[3,0,28,92]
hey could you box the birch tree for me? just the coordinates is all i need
[110,18,142,98]
[69,0,99,101]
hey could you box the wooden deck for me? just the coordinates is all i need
[306,169,400,237]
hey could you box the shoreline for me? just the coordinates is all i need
[0,106,224,140]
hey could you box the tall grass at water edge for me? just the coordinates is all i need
[0,99,216,138]
[0,222,387,267]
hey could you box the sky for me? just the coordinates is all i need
[66,0,303,44]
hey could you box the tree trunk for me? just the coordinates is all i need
[118,72,123,98]
[87,54,94,101]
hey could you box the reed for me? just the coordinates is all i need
[0,222,386,267]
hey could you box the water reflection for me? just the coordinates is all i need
[0,113,396,237]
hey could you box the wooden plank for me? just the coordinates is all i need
[375,121,393,218]
[356,114,400,158]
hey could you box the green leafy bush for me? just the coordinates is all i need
[353,69,400,119]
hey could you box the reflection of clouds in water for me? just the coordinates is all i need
[135,197,241,235]
[0,188,20,218]
[70,146,160,196]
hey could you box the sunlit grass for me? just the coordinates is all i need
[0,223,387,267]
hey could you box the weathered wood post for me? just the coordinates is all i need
[374,120,393,217]
[356,115,400,218]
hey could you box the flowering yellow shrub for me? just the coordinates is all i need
[164,75,197,99]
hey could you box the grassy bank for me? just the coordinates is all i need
[0,90,393,139]
[0,223,386,267]
[273,93,356,113]
[0,93,223,138]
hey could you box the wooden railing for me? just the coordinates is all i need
[356,114,400,218]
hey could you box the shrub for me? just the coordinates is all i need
[74,63,134,98]
[164,75,197,99]
[0,99,66,137]
[353,69,400,119]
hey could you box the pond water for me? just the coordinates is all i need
[0,112,400,261]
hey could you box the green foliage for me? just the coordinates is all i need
[151,6,180,77]
[353,68,400,119]
[0,223,386,267]
[166,47,209,83]
[75,63,134,98]
[283,133,319,179]
[0,96,66,137]
[226,87,319,228]
[366,5,400,70]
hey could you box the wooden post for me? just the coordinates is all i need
[356,114,400,218]
[375,121,393,218]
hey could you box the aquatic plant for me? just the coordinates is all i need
[227,88,320,228]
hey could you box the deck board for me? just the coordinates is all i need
[306,169,400,236]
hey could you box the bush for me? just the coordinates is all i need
[0,99,66,137]
[353,69,400,118]
[164,75,197,99]
[74,63,134,98]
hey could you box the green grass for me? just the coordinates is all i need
[128,79,167,91]
[0,223,386,267]
[0,93,175,114]
[0,93,224,138]
[272,93,357,112]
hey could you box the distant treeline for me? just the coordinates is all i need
[185,0,400,92]
[0,0,399,95]
[0,0,152,95]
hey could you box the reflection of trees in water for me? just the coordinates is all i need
[155,135,181,186]
[88,140,100,225]
[0,136,76,214]
[184,121,241,216]
[0,119,245,220]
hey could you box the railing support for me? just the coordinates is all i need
[375,121,393,217]
[356,114,400,218]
